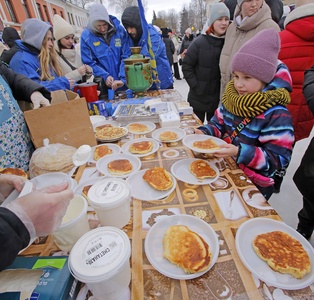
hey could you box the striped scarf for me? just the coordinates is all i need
[222,80,291,118]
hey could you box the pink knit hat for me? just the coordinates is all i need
[231,29,280,84]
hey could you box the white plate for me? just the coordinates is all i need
[182,135,227,153]
[126,169,176,201]
[96,154,141,178]
[90,115,106,127]
[242,187,273,210]
[93,120,121,132]
[235,218,314,290]
[144,214,219,280]
[127,121,156,134]
[151,127,186,142]
[30,172,77,191]
[89,144,121,163]
[171,158,219,185]
[121,138,160,157]
[95,126,128,142]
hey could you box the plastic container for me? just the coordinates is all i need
[88,178,131,228]
[69,227,131,300]
[52,195,90,251]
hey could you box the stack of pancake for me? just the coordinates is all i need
[253,231,311,279]
[143,167,173,190]
[189,160,217,180]
[96,126,126,140]
[163,225,211,273]
[128,123,149,133]
[159,131,178,142]
[107,159,133,175]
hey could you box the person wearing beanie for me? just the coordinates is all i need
[278,0,314,142]
[182,2,230,123]
[53,14,92,83]
[161,28,175,70]
[0,27,20,65]
[195,29,294,200]
[219,0,280,99]
[179,27,194,61]
[121,2,173,90]
[9,18,73,92]
[80,3,126,95]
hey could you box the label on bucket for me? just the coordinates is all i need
[83,232,124,268]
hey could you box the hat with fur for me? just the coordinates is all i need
[205,3,230,29]
[21,18,52,51]
[231,28,280,83]
[53,14,75,41]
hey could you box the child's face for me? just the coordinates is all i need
[213,17,230,37]
[233,71,265,95]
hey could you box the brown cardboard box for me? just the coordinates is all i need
[24,90,97,148]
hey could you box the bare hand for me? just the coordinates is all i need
[77,65,86,76]
[111,80,124,90]
[105,76,114,87]
[212,144,239,158]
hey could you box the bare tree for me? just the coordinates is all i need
[107,0,148,16]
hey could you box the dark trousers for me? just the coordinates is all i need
[173,62,181,79]
[293,137,314,232]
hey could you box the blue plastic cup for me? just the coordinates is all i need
[108,89,114,100]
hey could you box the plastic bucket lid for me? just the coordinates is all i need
[69,227,131,283]
[88,178,131,209]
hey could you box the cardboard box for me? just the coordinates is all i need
[0,256,80,300]
[24,90,97,149]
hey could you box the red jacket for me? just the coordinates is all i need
[279,4,314,141]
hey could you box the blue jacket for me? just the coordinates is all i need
[80,15,127,84]
[9,40,70,91]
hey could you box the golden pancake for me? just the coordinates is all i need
[189,160,217,179]
[107,159,133,175]
[0,168,28,178]
[142,167,173,191]
[193,139,221,150]
[93,145,113,160]
[253,231,311,279]
[159,131,178,141]
[163,225,211,273]
[129,141,153,154]
[96,126,126,140]
[128,123,149,133]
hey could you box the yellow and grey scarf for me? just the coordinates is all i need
[222,80,291,118]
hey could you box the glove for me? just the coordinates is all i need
[6,182,74,239]
[30,91,51,109]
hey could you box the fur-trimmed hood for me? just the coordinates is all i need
[284,3,314,27]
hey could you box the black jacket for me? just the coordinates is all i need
[0,207,30,271]
[0,44,19,66]
[162,36,175,65]
[179,34,194,54]
[303,65,314,115]
[182,34,224,113]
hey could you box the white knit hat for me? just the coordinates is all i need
[53,14,75,41]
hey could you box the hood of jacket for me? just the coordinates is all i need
[21,18,51,51]
[121,6,143,44]
[2,27,20,48]
[88,3,114,31]
[283,3,314,41]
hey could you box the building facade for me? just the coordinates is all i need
[0,0,88,35]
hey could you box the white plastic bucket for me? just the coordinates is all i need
[88,178,131,228]
[69,227,131,300]
[52,194,90,251]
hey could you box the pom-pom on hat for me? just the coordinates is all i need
[231,28,280,84]
[206,3,230,28]
[53,14,75,41]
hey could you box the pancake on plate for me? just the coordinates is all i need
[0,168,28,178]
[193,139,221,150]
[95,124,113,130]
[189,160,217,179]
[93,145,113,160]
[129,141,153,154]
[143,167,173,191]
[107,159,133,175]
[159,131,178,141]
[96,126,126,140]
[253,231,311,279]
[82,185,92,200]
[163,225,211,273]
[128,123,149,133]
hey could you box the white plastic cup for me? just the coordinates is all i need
[69,227,131,300]
[52,195,90,251]
[88,178,131,228]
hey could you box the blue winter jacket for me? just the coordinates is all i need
[9,40,70,91]
[122,25,173,90]
[80,16,127,84]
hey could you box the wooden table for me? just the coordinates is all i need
[21,97,314,299]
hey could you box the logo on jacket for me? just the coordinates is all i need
[114,39,121,47]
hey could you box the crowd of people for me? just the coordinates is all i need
[0,0,314,271]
